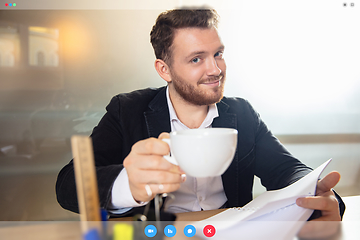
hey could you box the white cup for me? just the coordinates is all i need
[162,128,238,177]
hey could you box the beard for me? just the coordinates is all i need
[170,71,226,106]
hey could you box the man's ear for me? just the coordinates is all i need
[154,59,172,83]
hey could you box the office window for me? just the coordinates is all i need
[28,26,59,67]
[0,25,19,67]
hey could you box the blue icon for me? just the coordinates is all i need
[144,225,157,238]
[164,225,177,237]
[184,225,196,237]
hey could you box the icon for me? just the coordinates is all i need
[144,225,157,238]
[203,225,216,237]
[5,3,16,6]
[164,225,176,237]
[184,225,196,237]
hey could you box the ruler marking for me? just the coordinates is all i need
[71,135,102,234]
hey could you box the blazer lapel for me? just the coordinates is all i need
[143,87,171,138]
[213,100,240,207]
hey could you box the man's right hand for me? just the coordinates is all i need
[123,132,186,203]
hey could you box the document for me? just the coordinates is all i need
[193,159,332,240]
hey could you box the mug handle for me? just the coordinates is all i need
[161,138,178,165]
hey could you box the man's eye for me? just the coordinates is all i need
[215,52,223,58]
[192,57,200,63]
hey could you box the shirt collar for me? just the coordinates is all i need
[166,86,219,129]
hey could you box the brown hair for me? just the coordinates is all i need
[150,8,219,65]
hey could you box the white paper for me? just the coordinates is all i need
[193,159,332,239]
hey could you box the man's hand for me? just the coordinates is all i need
[296,171,342,239]
[123,132,186,203]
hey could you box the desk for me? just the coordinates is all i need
[342,195,360,221]
[0,195,359,240]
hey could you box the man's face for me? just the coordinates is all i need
[168,27,226,106]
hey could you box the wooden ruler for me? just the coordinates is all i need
[71,135,102,234]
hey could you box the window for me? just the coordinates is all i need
[28,26,59,67]
[0,25,19,67]
[0,23,62,90]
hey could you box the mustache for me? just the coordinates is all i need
[199,73,225,84]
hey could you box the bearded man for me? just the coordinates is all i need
[56,9,344,233]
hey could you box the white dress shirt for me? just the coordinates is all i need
[110,87,228,214]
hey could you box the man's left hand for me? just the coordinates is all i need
[296,171,342,238]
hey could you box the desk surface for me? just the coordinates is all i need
[342,195,360,221]
[0,195,359,240]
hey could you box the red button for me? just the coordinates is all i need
[203,225,216,237]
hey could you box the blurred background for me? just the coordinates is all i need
[0,0,359,221]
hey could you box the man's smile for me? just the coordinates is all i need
[199,75,223,87]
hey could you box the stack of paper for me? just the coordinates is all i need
[193,159,332,240]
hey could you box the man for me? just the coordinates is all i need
[56,8,344,234]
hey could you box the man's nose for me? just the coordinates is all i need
[206,58,222,76]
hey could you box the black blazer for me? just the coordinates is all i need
[56,87,344,217]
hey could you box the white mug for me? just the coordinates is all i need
[162,128,238,177]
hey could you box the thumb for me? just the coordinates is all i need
[158,132,170,140]
[317,171,340,193]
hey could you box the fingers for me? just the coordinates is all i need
[123,134,185,202]
[126,164,185,202]
[296,194,341,239]
[128,170,185,202]
[133,154,181,173]
[145,173,186,198]
[296,194,341,221]
[145,182,182,197]
[135,169,185,185]
[131,137,170,156]
[296,171,341,224]
[124,137,180,172]
[296,195,337,213]
[130,175,185,202]
[316,171,341,194]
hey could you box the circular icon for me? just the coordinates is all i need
[203,225,216,237]
[144,225,157,238]
[164,225,177,237]
[184,225,196,237]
